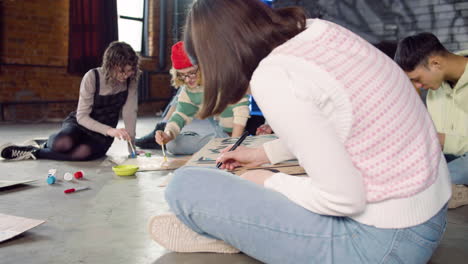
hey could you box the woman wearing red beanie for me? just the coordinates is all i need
[144,41,250,155]
[135,41,198,150]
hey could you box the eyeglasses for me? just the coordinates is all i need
[116,67,135,78]
[177,67,198,81]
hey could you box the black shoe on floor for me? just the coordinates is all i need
[22,138,47,148]
[0,144,39,160]
[135,122,166,149]
[34,139,48,147]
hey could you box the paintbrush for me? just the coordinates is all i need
[128,140,137,158]
[161,143,168,162]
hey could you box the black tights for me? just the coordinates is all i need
[35,124,109,161]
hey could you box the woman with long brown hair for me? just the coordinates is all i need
[149,1,451,263]
[1,41,140,161]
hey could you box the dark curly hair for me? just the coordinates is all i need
[102,41,141,84]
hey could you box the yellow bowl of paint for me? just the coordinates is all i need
[112,165,139,176]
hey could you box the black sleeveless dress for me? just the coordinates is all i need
[63,69,129,153]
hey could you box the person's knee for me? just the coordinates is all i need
[165,141,181,154]
[51,136,73,153]
[166,140,197,155]
[166,167,192,202]
[70,144,92,161]
[167,133,211,155]
[165,167,217,203]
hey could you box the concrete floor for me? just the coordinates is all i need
[1,117,467,264]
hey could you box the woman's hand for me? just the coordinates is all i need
[216,145,270,170]
[155,130,173,145]
[240,169,275,185]
[107,128,131,141]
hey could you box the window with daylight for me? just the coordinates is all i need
[117,0,145,53]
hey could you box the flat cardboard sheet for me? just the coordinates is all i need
[231,162,306,176]
[185,135,306,176]
[112,155,189,171]
[0,179,36,189]
[0,214,45,243]
[185,134,279,167]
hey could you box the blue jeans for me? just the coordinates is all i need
[446,153,468,185]
[165,167,447,264]
[166,118,228,155]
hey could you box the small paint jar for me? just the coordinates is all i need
[47,168,57,177]
[63,172,73,181]
[46,176,56,185]
[74,170,84,179]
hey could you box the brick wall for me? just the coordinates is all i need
[0,0,175,122]
[2,0,69,66]
[0,0,82,122]
[274,0,468,51]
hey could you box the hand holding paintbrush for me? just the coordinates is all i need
[155,130,173,162]
[127,140,137,158]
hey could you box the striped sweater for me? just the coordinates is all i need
[165,85,250,138]
[251,19,451,228]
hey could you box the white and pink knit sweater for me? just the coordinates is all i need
[251,19,451,228]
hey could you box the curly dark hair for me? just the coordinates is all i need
[102,41,141,83]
